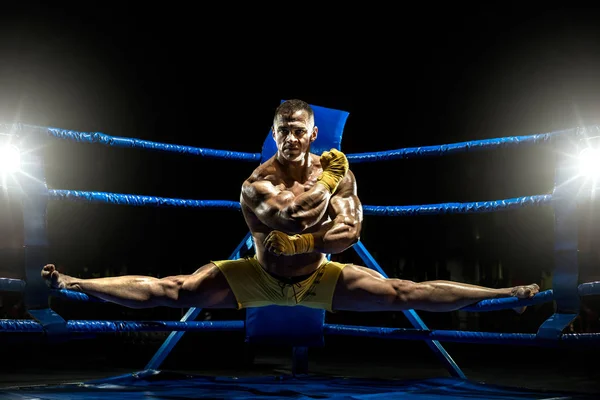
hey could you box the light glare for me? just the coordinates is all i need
[0,145,21,174]
[579,148,600,179]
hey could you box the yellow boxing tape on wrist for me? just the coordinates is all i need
[291,233,314,254]
[317,173,340,194]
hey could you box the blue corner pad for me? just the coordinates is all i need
[245,305,326,347]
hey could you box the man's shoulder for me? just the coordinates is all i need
[246,157,278,183]
[241,159,280,207]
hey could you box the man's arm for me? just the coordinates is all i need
[311,170,363,254]
[263,170,363,256]
[242,149,349,234]
[241,177,332,234]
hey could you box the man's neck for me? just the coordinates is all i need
[276,152,312,182]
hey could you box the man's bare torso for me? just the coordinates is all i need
[241,154,329,277]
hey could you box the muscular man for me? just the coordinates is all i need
[42,99,539,312]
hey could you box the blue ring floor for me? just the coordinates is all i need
[2,327,599,399]
[0,369,598,400]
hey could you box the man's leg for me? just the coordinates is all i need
[331,264,539,312]
[41,263,238,309]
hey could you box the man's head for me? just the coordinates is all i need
[272,99,317,162]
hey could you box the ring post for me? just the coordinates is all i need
[537,132,583,340]
[15,124,68,341]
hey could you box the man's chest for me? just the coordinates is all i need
[275,173,320,195]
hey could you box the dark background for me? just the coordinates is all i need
[1,3,600,393]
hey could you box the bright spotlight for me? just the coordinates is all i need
[0,145,21,174]
[579,148,600,179]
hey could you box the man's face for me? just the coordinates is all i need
[273,110,317,162]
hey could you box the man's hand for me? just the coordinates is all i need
[264,230,314,256]
[317,148,349,194]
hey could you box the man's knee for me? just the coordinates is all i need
[385,278,424,307]
[156,276,187,303]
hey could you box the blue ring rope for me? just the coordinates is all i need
[345,127,582,163]
[0,319,244,333]
[2,123,587,163]
[48,190,553,215]
[48,190,241,210]
[0,278,26,291]
[322,324,600,347]
[43,126,261,162]
[362,195,553,216]
[1,319,598,348]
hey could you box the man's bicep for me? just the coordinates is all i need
[242,179,295,228]
[328,172,363,222]
[330,193,363,222]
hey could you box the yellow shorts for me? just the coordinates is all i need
[211,257,346,312]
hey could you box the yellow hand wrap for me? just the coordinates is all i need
[264,230,314,256]
[317,148,349,194]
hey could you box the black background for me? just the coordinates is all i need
[1,3,600,392]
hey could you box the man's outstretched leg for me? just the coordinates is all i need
[331,264,540,312]
[41,264,238,309]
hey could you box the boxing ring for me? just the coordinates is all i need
[0,102,599,399]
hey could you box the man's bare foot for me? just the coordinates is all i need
[41,264,74,290]
[511,283,540,314]
[511,283,540,299]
